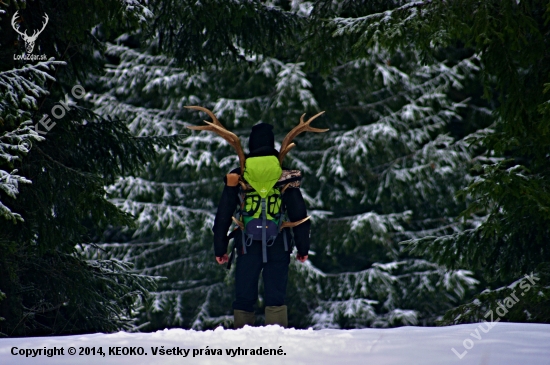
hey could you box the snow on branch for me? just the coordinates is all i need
[274,62,318,110]
[109,199,214,238]
[91,94,187,136]
[0,61,64,222]
[119,1,153,24]
[332,1,433,41]
[0,60,64,124]
[107,176,218,203]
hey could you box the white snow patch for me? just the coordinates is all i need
[1,323,549,364]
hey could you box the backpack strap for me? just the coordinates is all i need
[261,198,268,262]
[235,185,254,254]
[226,228,239,269]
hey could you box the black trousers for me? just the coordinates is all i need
[232,240,291,313]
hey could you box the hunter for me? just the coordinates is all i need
[186,106,327,328]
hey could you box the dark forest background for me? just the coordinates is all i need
[1,0,549,336]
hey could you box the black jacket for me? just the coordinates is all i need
[212,167,311,257]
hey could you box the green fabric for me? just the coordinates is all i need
[243,189,282,221]
[244,156,282,198]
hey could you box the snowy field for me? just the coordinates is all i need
[1,322,549,365]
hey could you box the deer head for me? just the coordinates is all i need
[11,11,49,54]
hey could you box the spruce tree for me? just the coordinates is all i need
[89,0,489,329]
[86,0,308,331]
[0,0,162,336]
[325,0,550,323]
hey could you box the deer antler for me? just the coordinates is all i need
[279,216,311,231]
[185,106,246,174]
[29,13,49,41]
[11,11,27,38]
[279,111,328,165]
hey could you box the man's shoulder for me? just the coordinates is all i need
[228,167,241,174]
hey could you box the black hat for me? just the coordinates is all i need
[248,123,276,154]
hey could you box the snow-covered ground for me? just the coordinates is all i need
[1,322,549,365]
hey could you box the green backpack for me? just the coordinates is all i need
[235,155,288,262]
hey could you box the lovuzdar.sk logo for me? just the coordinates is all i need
[12,10,48,61]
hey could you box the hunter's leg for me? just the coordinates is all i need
[233,249,262,328]
[262,251,290,327]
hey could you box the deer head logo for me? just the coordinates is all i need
[11,11,49,54]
